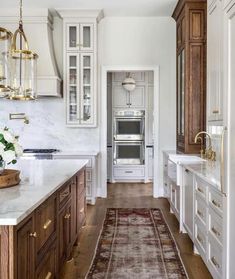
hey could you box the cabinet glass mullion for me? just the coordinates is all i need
[80,24,94,51]
[67,54,80,123]
[67,24,80,50]
[80,53,93,124]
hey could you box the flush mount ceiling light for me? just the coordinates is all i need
[0,27,13,97]
[122,74,136,92]
[7,0,38,100]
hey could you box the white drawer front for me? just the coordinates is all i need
[195,176,207,201]
[208,208,223,245]
[195,194,207,227]
[209,187,223,217]
[113,167,145,178]
[208,236,223,278]
[195,221,207,257]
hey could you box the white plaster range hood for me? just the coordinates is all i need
[0,9,62,97]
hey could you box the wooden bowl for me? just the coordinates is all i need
[0,169,20,189]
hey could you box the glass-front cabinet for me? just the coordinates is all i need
[67,24,94,51]
[61,16,97,127]
[177,49,185,137]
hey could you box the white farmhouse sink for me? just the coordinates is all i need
[168,155,205,165]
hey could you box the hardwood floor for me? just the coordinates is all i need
[61,183,212,279]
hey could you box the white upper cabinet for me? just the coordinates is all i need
[58,10,102,127]
[207,0,224,123]
[66,24,94,52]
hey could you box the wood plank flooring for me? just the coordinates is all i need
[61,183,212,279]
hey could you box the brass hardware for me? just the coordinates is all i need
[198,187,204,194]
[43,219,52,230]
[212,227,221,237]
[64,213,71,219]
[80,208,84,213]
[212,199,221,208]
[212,109,219,114]
[9,113,29,124]
[45,271,52,279]
[197,235,203,244]
[29,232,37,238]
[211,256,220,268]
[194,131,216,161]
[197,210,203,218]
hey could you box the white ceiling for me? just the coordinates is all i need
[1,0,177,17]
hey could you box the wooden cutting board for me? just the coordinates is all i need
[0,169,20,189]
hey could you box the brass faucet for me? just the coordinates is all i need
[194,131,216,161]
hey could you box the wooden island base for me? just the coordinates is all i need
[0,167,86,279]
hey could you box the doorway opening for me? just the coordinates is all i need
[100,66,160,198]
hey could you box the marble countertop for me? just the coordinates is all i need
[0,159,88,226]
[163,150,221,190]
[53,150,99,157]
[183,161,221,190]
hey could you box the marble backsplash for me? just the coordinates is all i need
[0,98,99,152]
[207,125,224,162]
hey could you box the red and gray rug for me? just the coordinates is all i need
[86,208,188,279]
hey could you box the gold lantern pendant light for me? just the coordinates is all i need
[0,28,12,97]
[8,0,38,100]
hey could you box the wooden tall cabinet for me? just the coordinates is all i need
[172,0,207,154]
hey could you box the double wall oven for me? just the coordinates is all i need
[113,110,145,165]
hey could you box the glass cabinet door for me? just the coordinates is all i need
[67,54,79,123]
[177,49,185,136]
[80,24,94,51]
[67,25,80,50]
[80,53,93,124]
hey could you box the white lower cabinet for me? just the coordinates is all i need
[53,153,98,204]
[113,166,145,182]
[169,180,180,221]
[107,147,112,182]
[182,168,194,240]
[146,147,153,181]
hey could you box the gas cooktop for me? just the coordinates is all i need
[23,149,60,154]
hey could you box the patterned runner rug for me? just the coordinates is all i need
[86,208,188,279]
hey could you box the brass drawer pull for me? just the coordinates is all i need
[198,187,204,194]
[61,191,69,198]
[197,210,203,218]
[212,199,221,208]
[212,227,221,237]
[197,235,203,244]
[80,208,84,213]
[211,256,220,268]
[29,232,37,238]
[45,271,52,279]
[212,109,219,114]
[43,219,52,230]
[79,182,84,185]
[64,213,71,219]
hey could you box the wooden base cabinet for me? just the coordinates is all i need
[0,168,86,279]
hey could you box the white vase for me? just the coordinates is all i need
[0,160,5,175]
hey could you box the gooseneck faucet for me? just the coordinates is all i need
[194,131,216,161]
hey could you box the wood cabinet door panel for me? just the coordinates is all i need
[77,170,85,195]
[188,43,206,145]
[35,196,57,254]
[78,190,86,231]
[58,183,72,208]
[36,242,57,279]
[17,216,35,279]
[190,10,205,41]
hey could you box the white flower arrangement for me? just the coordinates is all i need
[0,127,23,165]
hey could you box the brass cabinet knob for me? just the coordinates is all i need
[64,213,71,219]
[212,109,219,114]
[45,271,52,279]
[43,219,52,230]
[29,232,37,238]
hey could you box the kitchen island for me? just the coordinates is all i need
[0,159,88,279]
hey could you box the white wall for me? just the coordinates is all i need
[98,17,176,196]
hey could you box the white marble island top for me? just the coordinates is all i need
[0,159,88,226]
